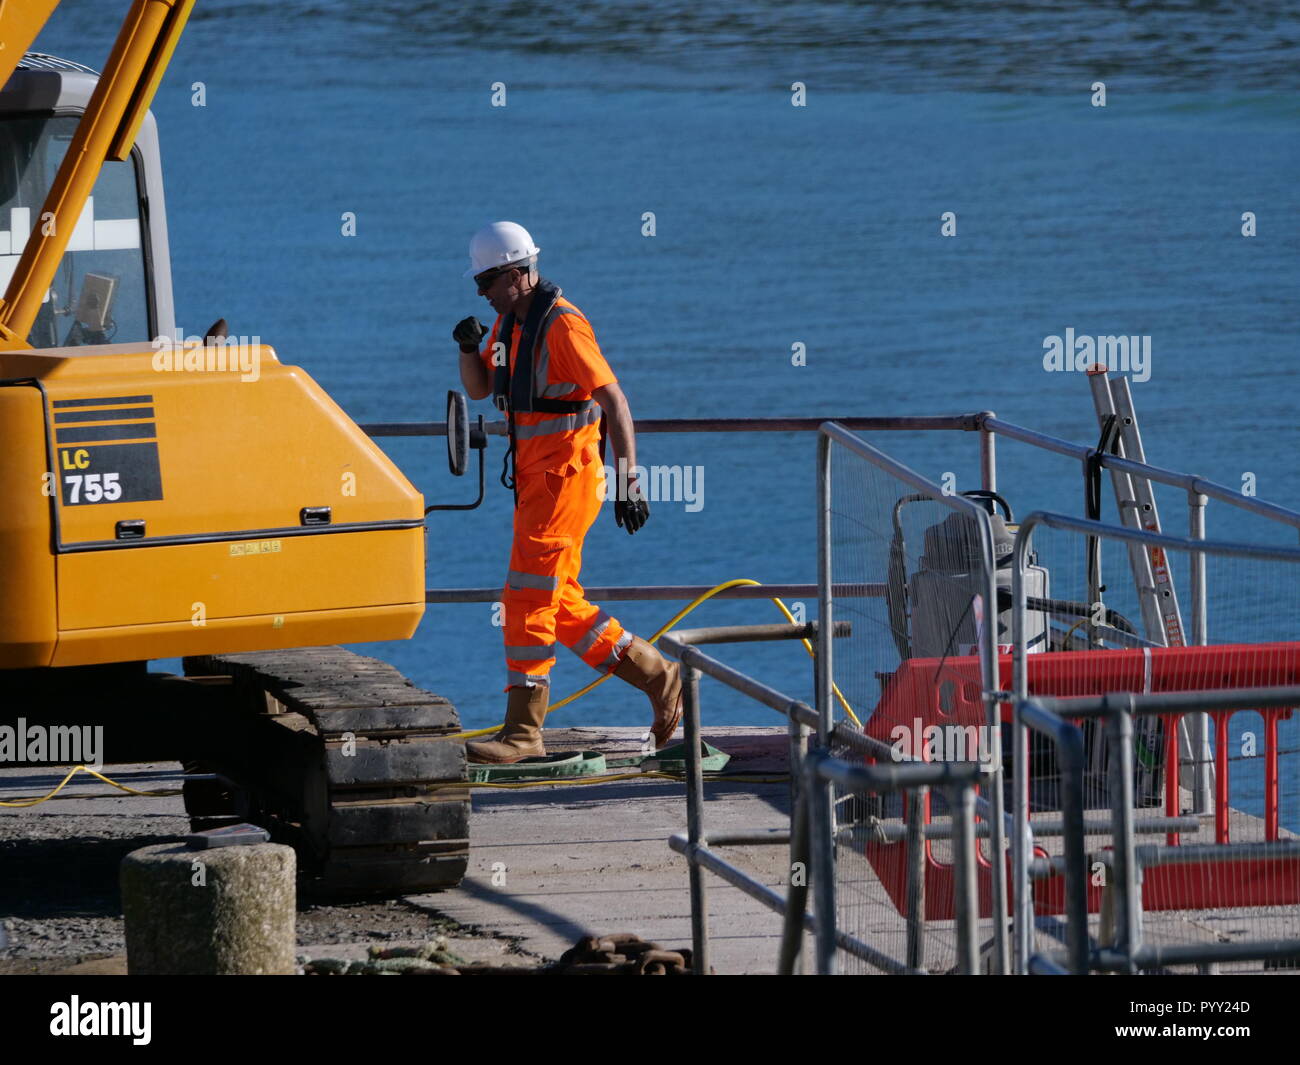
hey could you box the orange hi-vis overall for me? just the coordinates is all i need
[479,280,631,691]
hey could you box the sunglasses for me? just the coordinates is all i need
[474,266,517,293]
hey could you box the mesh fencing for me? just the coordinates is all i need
[824,433,1000,974]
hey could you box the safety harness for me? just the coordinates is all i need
[492,278,606,507]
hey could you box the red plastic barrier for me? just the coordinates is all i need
[858,643,1299,919]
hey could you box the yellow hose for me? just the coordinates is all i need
[0,764,178,807]
[454,578,862,740]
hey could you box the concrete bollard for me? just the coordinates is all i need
[121,841,296,975]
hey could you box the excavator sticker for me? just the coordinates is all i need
[52,394,163,505]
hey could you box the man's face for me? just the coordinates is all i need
[476,266,529,316]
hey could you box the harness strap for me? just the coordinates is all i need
[491,278,601,505]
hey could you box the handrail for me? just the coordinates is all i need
[980,414,1300,531]
[1016,511,1300,569]
[424,584,884,604]
[1015,700,1088,974]
[361,414,986,438]
[656,619,990,975]
[656,621,834,975]
[368,410,1300,534]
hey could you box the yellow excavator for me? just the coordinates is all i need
[0,0,468,893]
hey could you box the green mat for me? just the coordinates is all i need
[607,740,731,773]
[468,740,731,781]
[468,750,607,782]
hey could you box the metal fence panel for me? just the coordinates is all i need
[819,423,1008,973]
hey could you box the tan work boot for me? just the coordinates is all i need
[613,635,683,749]
[466,684,549,764]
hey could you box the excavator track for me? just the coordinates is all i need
[181,646,468,897]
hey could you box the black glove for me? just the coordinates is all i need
[453,316,488,351]
[614,496,650,535]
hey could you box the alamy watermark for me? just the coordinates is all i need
[602,456,704,512]
[1042,327,1151,382]
[50,997,150,1045]
[890,717,994,769]
[0,719,103,767]
[151,334,262,383]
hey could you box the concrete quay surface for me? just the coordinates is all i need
[408,726,805,974]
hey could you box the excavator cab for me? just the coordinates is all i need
[0,54,170,349]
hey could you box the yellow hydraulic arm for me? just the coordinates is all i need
[0,0,193,350]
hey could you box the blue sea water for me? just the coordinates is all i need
[31,2,1300,827]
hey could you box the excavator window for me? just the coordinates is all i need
[0,113,151,348]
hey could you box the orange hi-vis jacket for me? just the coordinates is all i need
[478,282,616,479]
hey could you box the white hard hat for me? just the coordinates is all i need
[463,221,541,278]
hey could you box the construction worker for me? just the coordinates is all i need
[452,221,683,764]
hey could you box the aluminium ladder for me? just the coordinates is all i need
[1088,370,1213,809]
